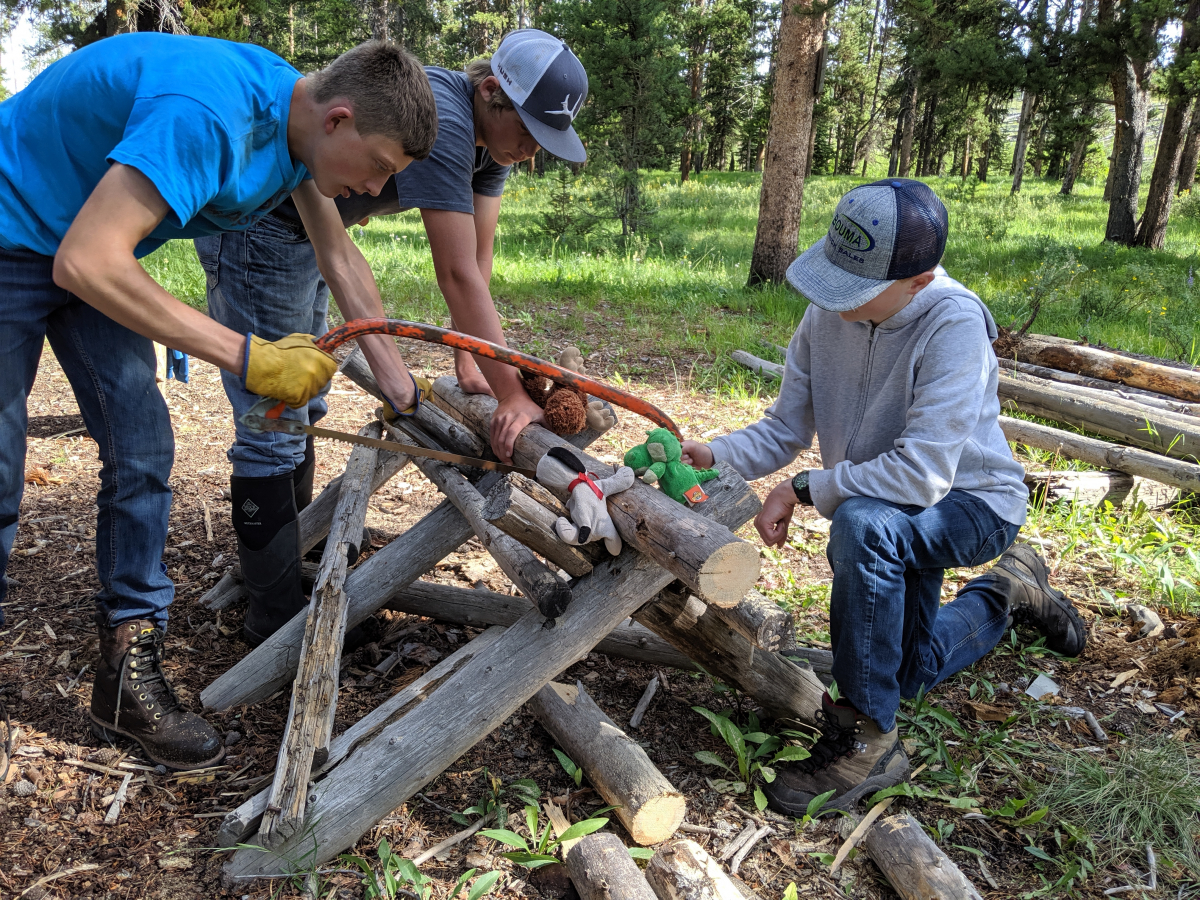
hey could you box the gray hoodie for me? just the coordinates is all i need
[710,270,1028,525]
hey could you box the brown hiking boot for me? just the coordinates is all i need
[90,620,224,771]
[964,543,1086,656]
[764,693,910,818]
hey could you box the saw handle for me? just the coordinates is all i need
[264,317,681,437]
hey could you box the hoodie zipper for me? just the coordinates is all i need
[843,322,878,458]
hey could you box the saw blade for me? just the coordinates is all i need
[240,415,536,477]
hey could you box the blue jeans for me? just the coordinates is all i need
[0,248,175,627]
[195,213,329,479]
[827,491,1021,732]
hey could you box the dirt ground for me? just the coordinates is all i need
[2,341,1198,900]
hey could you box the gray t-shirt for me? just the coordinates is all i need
[273,67,510,228]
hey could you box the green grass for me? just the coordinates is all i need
[144,170,1200,372]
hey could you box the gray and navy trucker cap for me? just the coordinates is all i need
[491,29,588,163]
[786,179,948,312]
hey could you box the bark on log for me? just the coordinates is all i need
[221,466,759,879]
[996,357,1200,417]
[201,393,612,711]
[999,417,1200,493]
[859,813,984,900]
[528,681,686,845]
[383,422,573,619]
[646,839,751,900]
[198,444,409,609]
[717,590,796,653]
[259,425,379,848]
[634,587,827,722]
[1025,469,1180,509]
[999,370,1200,435]
[1002,333,1200,403]
[430,378,761,607]
[565,833,659,900]
[482,475,599,577]
[217,627,508,847]
[383,581,695,671]
[996,372,1200,460]
[730,351,783,381]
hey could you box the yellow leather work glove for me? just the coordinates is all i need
[243,333,338,408]
[380,373,433,421]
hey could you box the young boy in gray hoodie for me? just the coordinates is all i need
[683,179,1085,817]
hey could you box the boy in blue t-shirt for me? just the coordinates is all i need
[196,28,590,650]
[0,33,436,770]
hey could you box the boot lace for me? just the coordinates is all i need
[113,627,182,730]
[795,709,859,774]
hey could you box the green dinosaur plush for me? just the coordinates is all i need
[623,427,720,505]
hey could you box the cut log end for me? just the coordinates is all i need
[627,793,688,847]
[696,541,762,608]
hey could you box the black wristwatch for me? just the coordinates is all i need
[791,470,813,506]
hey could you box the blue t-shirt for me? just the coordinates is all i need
[325,67,510,226]
[0,33,307,258]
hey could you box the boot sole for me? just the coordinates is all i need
[90,716,225,772]
[822,757,912,814]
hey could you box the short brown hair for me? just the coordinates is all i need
[309,41,437,160]
[464,57,514,112]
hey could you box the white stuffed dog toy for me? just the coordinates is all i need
[536,447,636,556]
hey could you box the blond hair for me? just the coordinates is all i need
[464,57,514,112]
[309,41,437,159]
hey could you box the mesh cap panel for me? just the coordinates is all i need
[882,179,948,279]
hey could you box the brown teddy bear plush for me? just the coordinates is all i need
[522,347,617,436]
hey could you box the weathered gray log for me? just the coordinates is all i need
[216,627,507,847]
[382,581,701,671]
[715,590,795,653]
[647,839,753,900]
[198,444,409,609]
[1025,469,1180,509]
[1003,333,1200,403]
[482,475,597,577]
[565,833,659,900]
[221,462,759,879]
[859,813,985,900]
[201,391,612,712]
[1000,416,1200,493]
[996,357,1200,417]
[511,471,572,518]
[431,377,761,607]
[259,424,379,848]
[997,372,1200,460]
[382,422,573,618]
[1000,369,1200,435]
[634,587,826,722]
[528,681,686,845]
[731,350,784,381]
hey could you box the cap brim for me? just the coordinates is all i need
[785,238,895,312]
[515,105,586,163]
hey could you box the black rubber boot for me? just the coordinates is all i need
[232,472,308,647]
[293,435,370,566]
[91,618,224,770]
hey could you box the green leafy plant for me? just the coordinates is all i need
[340,838,500,900]
[481,805,610,869]
[554,749,583,787]
[450,771,540,831]
[691,707,813,811]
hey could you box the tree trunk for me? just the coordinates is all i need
[369,0,389,41]
[567,834,659,900]
[898,77,918,176]
[1135,0,1200,248]
[1176,96,1200,193]
[1010,91,1040,194]
[1060,125,1092,195]
[1105,56,1151,243]
[747,0,826,285]
[1030,119,1048,176]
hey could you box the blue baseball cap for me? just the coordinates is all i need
[491,29,588,163]
[786,179,948,312]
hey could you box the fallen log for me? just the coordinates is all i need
[859,812,984,900]
[565,833,659,900]
[528,681,686,846]
[730,350,783,381]
[1025,469,1179,509]
[431,378,761,607]
[382,422,573,619]
[999,370,1200,436]
[259,424,378,848]
[647,839,753,900]
[715,590,795,653]
[382,581,701,672]
[996,357,1200,417]
[482,475,599,577]
[1000,333,1200,403]
[633,587,827,722]
[1000,417,1200,493]
[221,462,759,879]
[997,372,1200,460]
